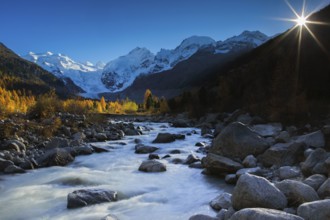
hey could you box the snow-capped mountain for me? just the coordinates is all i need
[102,31,269,92]
[23,52,108,98]
[101,36,216,92]
[22,30,270,98]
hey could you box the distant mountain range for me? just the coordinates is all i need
[21,30,270,99]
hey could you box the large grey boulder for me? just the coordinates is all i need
[303,174,327,190]
[297,199,330,220]
[295,130,325,148]
[134,144,159,154]
[210,122,268,160]
[317,178,330,199]
[138,160,166,172]
[258,142,305,167]
[278,166,301,180]
[242,155,257,168]
[230,208,303,220]
[37,148,74,167]
[67,189,117,209]
[202,153,243,175]
[251,123,283,137]
[275,180,319,206]
[152,133,185,143]
[209,192,232,211]
[231,174,287,210]
[300,148,329,176]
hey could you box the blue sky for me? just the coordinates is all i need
[1,0,330,63]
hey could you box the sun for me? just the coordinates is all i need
[295,15,307,26]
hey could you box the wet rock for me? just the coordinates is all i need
[232,174,287,210]
[295,130,325,148]
[258,142,305,167]
[317,178,330,199]
[188,214,217,220]
[209,192,232,211]
[225,174,237,184]
[211,122,269,160]
[135,144,159,154]
[171,119,191,128]
[303,174,327,190]
[0,158,14,171]
[134,138,142,144]
[37,148,74,167]
[276,131,291,143]
[202,153,243,175]
[251,123,283,137]
[242,155,257,168]
[90,145,109,153]
[230,208,303,220]
[152,133,185,143]
[124,128,140,136]
[278,166,301,180]
[95,133,108,141]
[189,162,203,169]
[236,167,262,178]
[162,154,171,159]
[297,199,330,220]
[67,189,117,209]
[74,146,94,155]
[185,153,200,164]
[169,149,181,154]
[45,137,70,149]
[148,153,160,160]
[195,142,205,147]
[138,160,166,172]
[301,148,329,176]
[172,158,184,164]
[275,180,319,206]
[4,164,26,174]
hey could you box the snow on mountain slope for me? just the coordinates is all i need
[23,52,108,98]
[102,36,216,92]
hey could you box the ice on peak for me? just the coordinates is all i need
[224,30,269,46]
[178,36,216,49]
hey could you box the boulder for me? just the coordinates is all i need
[72,132,86,142]
[242,155,257,168]
[0,158,14,171]
[276,131,291,143]
[210,122,269,160]
[90,145,109,153]
[297,199,330,220]
[74,146,94,156]
[300,148,329,176]
[171,119,191,128]
[251,123,283,137]
[152,133,185,143]
[67,189,117,209]
[138,160,166,172]
[317,178,330,199]
[295,130,325,148]
[188,214,217,220]
[225,174,237,184]
[124,128,140,136]
[236,167,262,178]
[231,174,287,210]
[275,180,319,206]
[303,174,327,190]
[135,144,159,154]
[209,192,232,211]
[195,142,206,147]
[202,153,243,175]
[37,148,74,167]
[258,142,305,167]
[148,153,160,160]
[45,137,70,149]
[4,164,26,174]
[278,166,301,180]
[95,133,108,141]
[185,154,200,165]
[230,208,303,220]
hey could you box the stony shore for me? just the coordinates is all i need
[1,110,330,220]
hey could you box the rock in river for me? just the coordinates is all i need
[67,189,117,209]
[138,160,166,172]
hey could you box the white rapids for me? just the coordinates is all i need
[0,122,231,220]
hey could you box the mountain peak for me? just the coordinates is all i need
[179,36,216,49]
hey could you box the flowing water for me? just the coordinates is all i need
[0,122,231,220]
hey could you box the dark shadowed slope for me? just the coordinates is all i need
[169,5,330,121]
[0,43,79,97]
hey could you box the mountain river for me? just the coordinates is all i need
[0,122,231,220]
